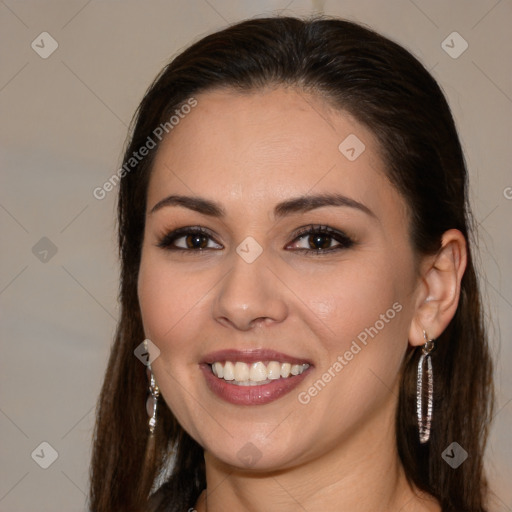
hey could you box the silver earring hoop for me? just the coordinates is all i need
[416,330,435,444]
[144,340,160,435]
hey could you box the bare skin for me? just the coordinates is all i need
[138,86,465,512]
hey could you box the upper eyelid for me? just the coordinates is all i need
[291,224,348,237]
[156,226,221,247]
[286,226,353,249]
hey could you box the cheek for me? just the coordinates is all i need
[296,260,404,339]
[293,256,410,397]
[138,261,173,341]
[137,254,211,438]
[137,254,205,348]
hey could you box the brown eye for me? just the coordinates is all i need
[308,233,334,250]
[185,233,209,249]
[157,227,222,251]
[286,225,354,254]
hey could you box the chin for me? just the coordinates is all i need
[203,435,309,473]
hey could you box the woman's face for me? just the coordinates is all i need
[138,86,421,470]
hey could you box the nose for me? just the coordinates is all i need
[211,252,288,331]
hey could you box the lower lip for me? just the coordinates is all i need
[200,364,312,405]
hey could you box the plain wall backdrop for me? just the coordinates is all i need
[1,1,511,510]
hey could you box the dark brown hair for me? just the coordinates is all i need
[89,15,495,512]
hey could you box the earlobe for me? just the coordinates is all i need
[409,229,467,347]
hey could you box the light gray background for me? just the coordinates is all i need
[0,1,511,510]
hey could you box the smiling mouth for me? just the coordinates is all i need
[209,361,310,386]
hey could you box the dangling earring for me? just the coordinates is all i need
[416,330,436,444]
[144,339,160,435]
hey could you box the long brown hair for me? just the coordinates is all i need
[89,15,495,512]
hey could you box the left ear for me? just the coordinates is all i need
[408,229,467,347]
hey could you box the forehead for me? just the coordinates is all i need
[148,86,405,223]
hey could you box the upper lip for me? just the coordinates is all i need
[201,348,312,365]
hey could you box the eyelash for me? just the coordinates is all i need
[156,224,355,255]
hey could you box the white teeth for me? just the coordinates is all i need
[249,362,267,382]
[210,360,309,385]
[223,361,235,381]
[234,362,250,381]
[267,361,281,380]
[212,362,223,378]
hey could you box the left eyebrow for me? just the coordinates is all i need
[273,193,377,220]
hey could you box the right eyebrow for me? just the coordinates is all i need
[149,195,225,217]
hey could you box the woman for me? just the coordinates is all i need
[89,15,495,512]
